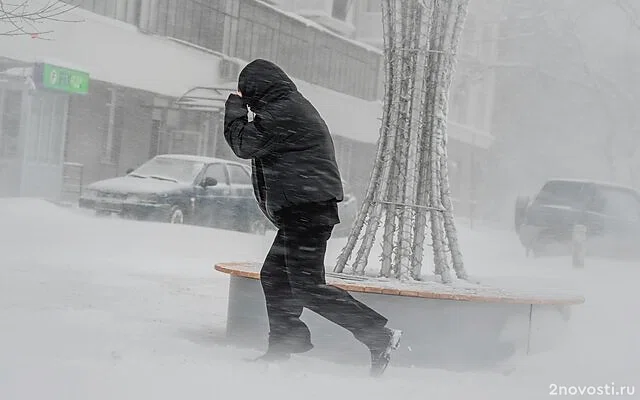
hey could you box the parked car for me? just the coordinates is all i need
[79,154,267,234]
[79,153,359,236]
[514,179,640,259]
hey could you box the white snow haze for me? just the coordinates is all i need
[1,0,640,399]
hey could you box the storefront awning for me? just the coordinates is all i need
[170,82,384,144]
[0,57,31,72]
[174,87,229,112]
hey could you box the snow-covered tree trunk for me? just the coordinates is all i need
[430,0,469,281]
[334,0,470,284]
[334,0,399,274]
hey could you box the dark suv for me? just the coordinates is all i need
[515,179,640,259]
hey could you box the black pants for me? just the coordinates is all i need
[260,223,388,352]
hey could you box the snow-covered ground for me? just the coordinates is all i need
[0,199,637,399]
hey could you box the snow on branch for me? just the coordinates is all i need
[614,0,640,31]
[0,0,80,38]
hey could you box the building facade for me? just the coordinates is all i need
[0,0,384,202]
[1,0,500,220]
[0,59,86,199]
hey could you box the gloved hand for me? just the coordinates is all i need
[224,93,248,122]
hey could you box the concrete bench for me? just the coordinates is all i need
[215,261,585,370]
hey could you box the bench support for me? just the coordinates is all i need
[222,274,573,369]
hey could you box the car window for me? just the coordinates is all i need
[535,181,589,208]
[132,157,205,183]
[228,165,251,185]
[204,163,228,185]
[591,187,640,220]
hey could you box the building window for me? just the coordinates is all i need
[167,130,202,155]
[474,82,487,129]
[49,95,67,165]
[230,1,381,100]
[203,163,227,185]
[24,92,68,165]
[149,120,161,159]
[71,0,382,101]
[451,79,470,125]
[70,0,225,52]
[461,15,477,56]
[64,0,141,25]
[102,88,123,164]
[228,164,251,185]
[332,0,351,21]
[0,90,21,159]
[481,24,496,62]
[366,0,382,12]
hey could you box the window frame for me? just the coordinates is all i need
[227,164,252,185]
[202,162,229,186]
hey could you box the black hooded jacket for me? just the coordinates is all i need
[223,59,344,226]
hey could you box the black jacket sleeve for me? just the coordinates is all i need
[223,94,291,159]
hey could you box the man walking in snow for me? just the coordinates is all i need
[223,59,402,376]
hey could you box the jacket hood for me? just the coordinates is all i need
[238,59,297,112]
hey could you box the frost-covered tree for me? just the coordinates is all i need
[546,0,640,184]
[0,0,77,38]
[334,0,470,284]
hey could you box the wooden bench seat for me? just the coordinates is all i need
[215,262,585,305]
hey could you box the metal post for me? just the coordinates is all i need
[18,87,31,197]
[526,303,533,355]
[469,133,476,230]
[572,224,587,268]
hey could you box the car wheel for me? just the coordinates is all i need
[526,247,541,258]
[514,195,530,232]
[169,206,185,224]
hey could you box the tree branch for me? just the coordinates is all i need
[0,0,81,38]
[614,0,640,31]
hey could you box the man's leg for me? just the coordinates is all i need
[283,223,402,375]
[260,229,313,357]
[282,224,390,344]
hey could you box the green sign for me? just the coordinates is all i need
[34,63,90,94]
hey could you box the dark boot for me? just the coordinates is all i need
[273,325,314,351]
[254,331,314,362]
[360,327,403,377]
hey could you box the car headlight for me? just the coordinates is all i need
[126,193,159,204]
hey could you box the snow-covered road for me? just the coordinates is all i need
[0,199,637,399]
